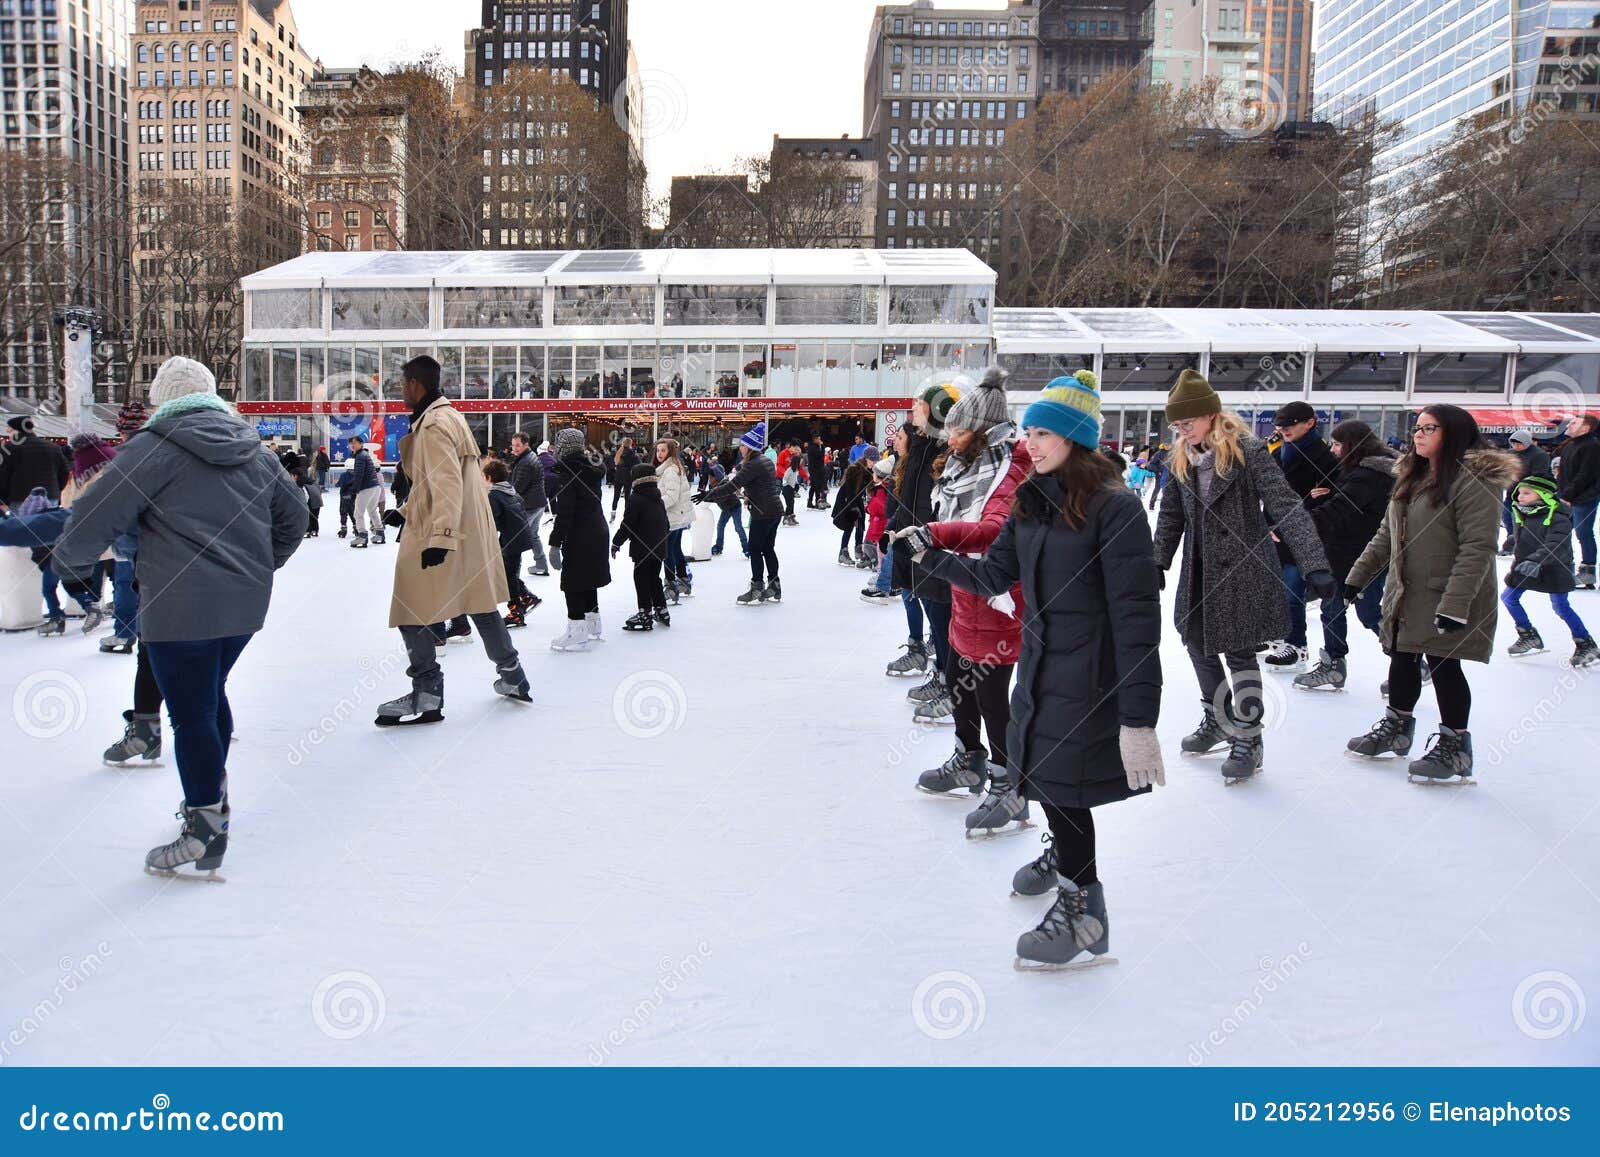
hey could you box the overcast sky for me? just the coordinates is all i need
[292,0,1013,205]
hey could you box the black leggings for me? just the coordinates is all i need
[632,557,665,611]
[839,521,864,554]
[502,549,530,602]
[1388,652,1470,730]
[564,588,600,621]
[610,478,631,513]
[134,640,164,716]
[950,654,1011,766]
[747,516,780,585]
[1041,802,1098,888]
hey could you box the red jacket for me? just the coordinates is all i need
[926,440,1029,666]
[866,484,889,542]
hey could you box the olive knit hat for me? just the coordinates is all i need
[946,365,1010,433]
[1165,368,1221,423]
[914,379,963,438]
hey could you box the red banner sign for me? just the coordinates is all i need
[237,397,912,416]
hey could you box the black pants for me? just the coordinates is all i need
[839,521,864,554]
[611,478,631,513]
[502,548,530,603]
[564,588,600,621]
[1186,640,1264,733]
[782,485,797,518]
[809,478,827,507]
[134,639,164,715]
[747,516,781,585]
[306,504,321,533]
[633,556,665,611]
[924,597,952,672]
[1388,651,1471,730]
[950,654,1012,766]
[1041,801,1098,888]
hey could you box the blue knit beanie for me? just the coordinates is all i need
[740,421,767,454]
[1022,371,1103,449]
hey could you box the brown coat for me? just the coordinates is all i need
[388,397,507,627]
[1345,449,1519,665]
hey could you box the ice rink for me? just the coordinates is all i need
[1,501,1596,1066]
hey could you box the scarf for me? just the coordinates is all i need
[934,421,1016,531]
[1186,444,1218,502]
[146,392,232,427]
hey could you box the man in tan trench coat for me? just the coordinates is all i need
[374,355,531,726]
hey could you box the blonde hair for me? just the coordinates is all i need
[1168,409,1251,487]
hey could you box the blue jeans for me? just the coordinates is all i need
[144,634,252,807]
[874,546,894,593]
[40,565,98,621]
[1502,588,1590,639]
[666,527,689,583]
[1319,574,1385,659]
[901,588,924,643]
[715,506,748,553]
[1574,501,1597,567]
[112,560,138,638]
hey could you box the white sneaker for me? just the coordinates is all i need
[550,620,591,653]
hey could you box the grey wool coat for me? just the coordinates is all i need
[1153,434,1330,656]
[1345,450,1518,665]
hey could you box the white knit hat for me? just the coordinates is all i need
[148,356,218,407]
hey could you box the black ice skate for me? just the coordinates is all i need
[1408,727,1475,786]
[916,749,987,797]
[99,635,135,655]
[1180,701,1229,754]
[493,663,532,703]
[652,608,671,629]
[104,710,162,767]
[735,582,765,607]
[374,688,444,727]
[1579,564,1597,591]
[623,610,655,632]
[145,802,228,882]
[1015,880,1116,972]
[762,578,781,603]
[1573,637,1600,668]
[1263,641,1308,674]
[1221,733,1264,784]
[1346,708,1416,759]
[1011,834,1060,897]
[1507,627,1546,657]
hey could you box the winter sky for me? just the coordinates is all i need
[291,0,1014,208]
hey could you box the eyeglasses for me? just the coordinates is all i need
[1413,423,1442,436]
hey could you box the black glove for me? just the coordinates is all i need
[1513,559,1542,579]
[1434,613,1467,634]
[1305,569,1339,601]
[610,543,620,558]
[1343,584,1362,603]
[420,547,448,570]
[877,534,889,552]
[382,509,406,529]
[690,492,706,504]
[1157,569,1167,592]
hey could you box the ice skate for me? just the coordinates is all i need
[912,692,954,725]
[528,561,550,577]
[907,669,946,704]
[144,802,228,882]
[550,620,591,652]
[503,599,528,629]
[916,749,987,797]
[652,608,671,629]
[337,526,348,539]
[623,610,655,632]
[965,771,1032,839]
[1292,649,1346,692]
[1264,642,1308,674]
[837,549,854,566]
[104,710,162,767]
[1180,701,1229,754]
[1579,564,1597,590]
[99,635,135,654]
[1221,733,1264,783]
[679,574,693,598]
[374,688,444,727]
[350,533,368,549]
[371,531,386,546]
[79,606,106,634]
[1015,880,1117,972]
[735,582,765,607]
[860,588,894,605]
[663,577,681,605]
[1572,637,1600,668]
[1507,627,1546,657]
[763,578,781,603]
[885,640,930,676]
[1346,708,1416,759]
[585,612,605,643]
[442,620,473,644]
[36,617,65,637]
[1408,727,1475,785]
[1012,834,1060,897]
[493,663,532,703]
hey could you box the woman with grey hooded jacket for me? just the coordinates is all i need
[52,357,307,880]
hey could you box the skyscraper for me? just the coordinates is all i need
[0,0,133,401]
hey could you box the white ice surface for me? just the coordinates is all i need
[0,502,1596,1066]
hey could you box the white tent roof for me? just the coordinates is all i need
[242,248,996,291]
[993,307,1600,355]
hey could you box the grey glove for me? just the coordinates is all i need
[1120,726,1166,791]
[890,525,934,561]
[1513,559,1542,579]
[550,545,563,571]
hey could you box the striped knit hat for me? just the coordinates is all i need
[1022,371,1103,450]
[739,421,767,454]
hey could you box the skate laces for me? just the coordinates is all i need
[1028,834,1056,876]
[1039,885,1088,937]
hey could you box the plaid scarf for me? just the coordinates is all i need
[933,421,1017,529]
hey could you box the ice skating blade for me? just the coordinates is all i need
[965,819,1034,840]
[374,710,444,727]
[104,758,165,769]
[913,715,956,727]
[915,785,985,800]
[145,865,226,884]
[1014,954,1119,973]
[1409,775,1477,787]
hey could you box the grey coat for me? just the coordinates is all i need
[1154,434,1330,655]
[1346,450,1518,665]
[52,408,308,642]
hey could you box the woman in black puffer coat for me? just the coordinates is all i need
[548,427,612,651]
[911,402,1164,972]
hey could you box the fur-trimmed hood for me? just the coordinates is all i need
[1356,452,1398,476]
[1463,448,1523,488]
